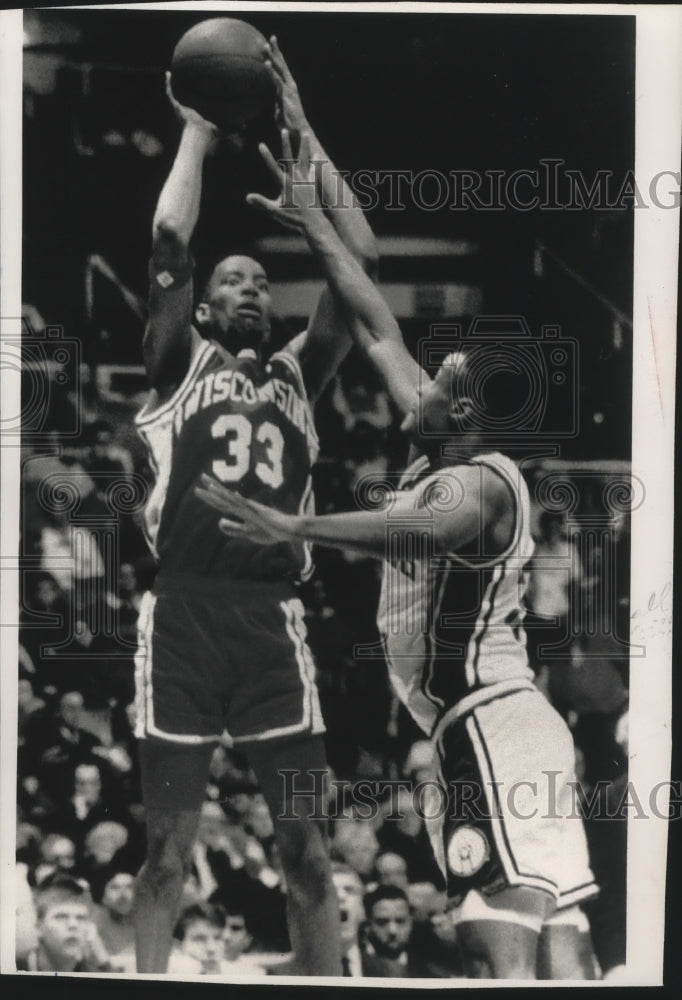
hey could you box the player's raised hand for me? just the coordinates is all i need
[246,129,318,230]
[166,72,217,132]
[165,72,244,154]
[262,35,308,134]
[195,473,300,545]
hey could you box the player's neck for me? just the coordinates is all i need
[212,337,261,363]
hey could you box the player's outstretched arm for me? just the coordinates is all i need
[143,75,218,395]
[263,37,377,269]
[249,132,423,416]
[260,38,376,262]
[256,38,378,403]
[195,466,498,560]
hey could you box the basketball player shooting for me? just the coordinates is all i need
[134,42,377,975]
[197,131,599,980]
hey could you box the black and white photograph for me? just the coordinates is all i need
[1,1,678,986]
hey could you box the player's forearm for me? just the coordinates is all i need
[300,204,398,351]
[153,123,213,248]
[307,129,377,270]
[294,508,393,560]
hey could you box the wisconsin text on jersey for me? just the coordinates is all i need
[172,363,316,445]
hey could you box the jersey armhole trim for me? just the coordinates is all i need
[270,348,320,453]
[439,456,524,569]
[136,339,215,428]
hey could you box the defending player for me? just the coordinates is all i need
[134,43,377,975]
[196,132,598,979]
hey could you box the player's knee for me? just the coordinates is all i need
[144,826,191,888]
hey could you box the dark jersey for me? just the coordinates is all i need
[135,339,318,580]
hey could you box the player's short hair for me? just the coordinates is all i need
[34,872,91,921]
[438,345,535,427]
[364,884,410,919]
[173,901,226,941]
[197,252,267,306]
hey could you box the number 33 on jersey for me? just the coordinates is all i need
[135,341,319,580]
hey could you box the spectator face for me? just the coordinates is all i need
[197,802,228,848]
[222,915,252,961]
[368,898,412,958]
[406,882,443,923]
[74,764,101,804]
[335,822,379,879]
[39,898,90,968]
[332,870,364,947]
[119,563,137,594]
[102,873,135,918]
[42,836,76,872]
[59,692,84,728]
[180,918,223,971]
[375,853,409,890]
[84,823,128,865]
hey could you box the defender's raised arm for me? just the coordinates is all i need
[250,130,423,416]
[249,40,379,403]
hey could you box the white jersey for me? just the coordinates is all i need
[376,452,535,736]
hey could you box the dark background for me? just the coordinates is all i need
[22,9,635,460]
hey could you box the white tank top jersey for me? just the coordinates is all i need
[376,452,536,736]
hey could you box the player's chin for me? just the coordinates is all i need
[230,315,269,347]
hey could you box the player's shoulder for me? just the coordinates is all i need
[470,452,530,504]
[137,334,218,425]
[416,456,522,512]
[266,339,307,389]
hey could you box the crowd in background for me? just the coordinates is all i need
[16,336,629,976]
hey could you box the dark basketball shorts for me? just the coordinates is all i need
[134,574,325,746]
[421,681,598,910]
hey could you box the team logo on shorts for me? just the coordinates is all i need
[446,825,490,877]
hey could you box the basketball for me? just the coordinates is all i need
[170,18,275,132]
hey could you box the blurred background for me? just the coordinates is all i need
[17,8,632,977]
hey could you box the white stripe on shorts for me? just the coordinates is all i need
[133,590,219,745]
[232,598,325,743]
[466,713,559,897]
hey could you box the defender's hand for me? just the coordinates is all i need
[262,35,308,134]
[246,129,317,231]
[195,473,300,545]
